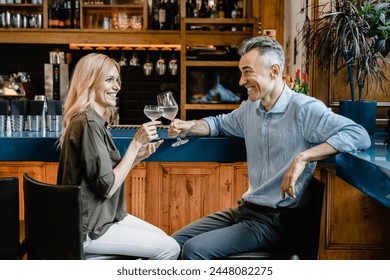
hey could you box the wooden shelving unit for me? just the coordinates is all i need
[179,0,258,119]
[0,0,260,120]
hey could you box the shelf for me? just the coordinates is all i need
[184,18,255,25]
[81,4,142,9]
[185,31,253,46]
[184,104,240,110]
[186,61,239,67]
[0,29,180,44]
[0,4,43,7]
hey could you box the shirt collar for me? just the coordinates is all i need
[87,107,108,127]
[258,83,293,114]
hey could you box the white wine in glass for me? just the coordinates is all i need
[157,91,189,147]
[143,105,163,121]
[143,105,163,140]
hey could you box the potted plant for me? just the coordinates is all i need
[300,0,390,134]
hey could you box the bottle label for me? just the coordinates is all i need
[159,10,166,23]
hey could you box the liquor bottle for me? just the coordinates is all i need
[165,0,172,29]
[171,0,180,30]
[236,0,243,18]
[151,0,160,30]
[199,0,210,18]
[158,0,167,30]
[217,0,225,18]
[193,2,200,18]
[48,1,60,28]
[58,1,65,28]
[64,1,72,29]
[209,5,218,18]
[230,2,238,31]
[73,0,80,29]
[186,0,195,18]
[231,0,241,17]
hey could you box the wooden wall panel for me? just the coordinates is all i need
[319,169,390,259]
[157,163,220,235]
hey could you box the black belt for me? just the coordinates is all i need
[238,198,290,213]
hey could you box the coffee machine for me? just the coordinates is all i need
[44,50,69,101]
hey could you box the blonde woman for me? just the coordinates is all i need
[57,53,180,260]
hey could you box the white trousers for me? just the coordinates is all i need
[83,214,180,260]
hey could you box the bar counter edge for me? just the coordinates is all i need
[1,129,389,208]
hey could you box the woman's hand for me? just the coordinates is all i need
[133,121,161,146]
[134,140,164,165]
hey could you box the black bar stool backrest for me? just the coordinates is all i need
[0,177,21,259]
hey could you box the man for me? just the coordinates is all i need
[168,36,371,260]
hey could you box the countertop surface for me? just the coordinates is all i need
[1,127,389,207]
[335,130,390,208]
[0,127,247,163]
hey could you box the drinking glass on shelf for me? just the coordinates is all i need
[157,91,189,147]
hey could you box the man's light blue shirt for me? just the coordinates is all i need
[204,85,371,208]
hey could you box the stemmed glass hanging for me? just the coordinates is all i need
[143,49,153,76]
[129,48,140,66]
[155,49,166,76]
[118,50,127,66]
[168,49,178,76]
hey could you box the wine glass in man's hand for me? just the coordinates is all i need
[157,91,189,147]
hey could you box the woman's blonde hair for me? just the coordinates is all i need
[59,53,120,147]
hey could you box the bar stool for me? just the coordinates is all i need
[224,177,325,260]
[0,177,23,259]
[23,173,140,260]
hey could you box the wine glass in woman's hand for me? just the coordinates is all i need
[143,105,163,140]
[143,105,163,121]
[157,91,189,147]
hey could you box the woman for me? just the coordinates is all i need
[57,53,180,260]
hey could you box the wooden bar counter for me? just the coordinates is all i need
[1,128,390,259]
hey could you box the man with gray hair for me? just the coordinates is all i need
[169,36,370,259]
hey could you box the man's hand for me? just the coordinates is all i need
[168,119,193,137]
[281,143,338,199]
[280,154,307,199]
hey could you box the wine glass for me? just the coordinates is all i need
[118,50,127,66]
[143,49,153,76]
[143,105,163,121]
[144,105,163,140]
[129,49,140,66]
[155,49,166,76]
[168,49,178,76]
[157,91,189,147]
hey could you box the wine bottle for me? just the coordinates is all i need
[73,0,80,29]
[152,0,160,30]
[165,0,172,29]
[171,0,180,30]
[158,0,167,30]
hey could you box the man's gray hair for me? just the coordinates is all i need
[237,36,285,73]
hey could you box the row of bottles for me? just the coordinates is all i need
[151,0,180,30]
[48,0,80,29]
[186,0,243,19]
[0,0,42,3]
